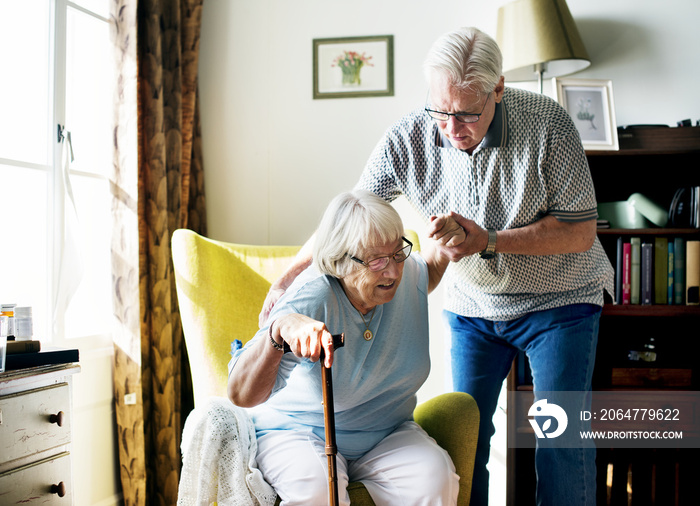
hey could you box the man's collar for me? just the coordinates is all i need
[482,99,507,148]
[434,99,508,150]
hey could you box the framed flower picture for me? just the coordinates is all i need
[313,35,394,99]
[554,78,619,151]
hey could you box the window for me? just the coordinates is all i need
[0,0,113,347]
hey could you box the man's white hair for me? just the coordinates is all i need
[423,26,503,96]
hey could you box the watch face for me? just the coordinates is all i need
[480,251,495,259]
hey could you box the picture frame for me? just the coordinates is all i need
[553,78,619,151]
[313,35,394,99]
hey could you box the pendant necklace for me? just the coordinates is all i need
[356,306,377,341]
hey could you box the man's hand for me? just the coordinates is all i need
[258,236,316,326]
[259,285,286,327]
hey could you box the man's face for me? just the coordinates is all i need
[428,73,504,152]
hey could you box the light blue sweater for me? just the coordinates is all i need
[229,255,430,459]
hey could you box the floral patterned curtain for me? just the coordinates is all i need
[111,0,206,503]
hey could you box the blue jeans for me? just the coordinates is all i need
[445,304,601,506]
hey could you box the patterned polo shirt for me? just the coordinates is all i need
[357,86,614,320]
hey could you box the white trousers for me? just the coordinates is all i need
[255,421,459,506]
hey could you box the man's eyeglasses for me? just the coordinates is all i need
[425,92,491,124]
[350,237,413,272]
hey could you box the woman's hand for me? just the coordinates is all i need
[427,213,467,248]
[427,212,489,262]
[228,313,336,407]
[275,314,336,368]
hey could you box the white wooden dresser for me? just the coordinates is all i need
[0,364,80,504]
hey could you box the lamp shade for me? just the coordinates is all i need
[496,0,590,83]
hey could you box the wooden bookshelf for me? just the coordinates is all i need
[507,127,700,506]
[602,304,700,317]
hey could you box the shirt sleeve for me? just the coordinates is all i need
[356,132,403,202]
[544,114,599,222]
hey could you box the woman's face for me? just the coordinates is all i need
[428,73,504,153]
[340,237,405,314]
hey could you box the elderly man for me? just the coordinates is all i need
[262,27,613,505]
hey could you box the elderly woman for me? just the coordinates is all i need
[227,190,464,506]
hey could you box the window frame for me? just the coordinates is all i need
[1,0,114,350]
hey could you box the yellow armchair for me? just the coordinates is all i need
[172,229,478,505]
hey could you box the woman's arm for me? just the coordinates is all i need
[422,242,451,293]
[228,313,335,407]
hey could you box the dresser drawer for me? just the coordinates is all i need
[0,383,72,463]
[0,451,72,504]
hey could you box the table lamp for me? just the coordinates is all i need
[496,0,590,93]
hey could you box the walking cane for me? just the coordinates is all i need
[285,333,344,506]
[322,333,345,506]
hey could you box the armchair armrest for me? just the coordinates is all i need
[414,392,479,506]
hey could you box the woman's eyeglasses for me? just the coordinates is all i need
[350,237,413,272]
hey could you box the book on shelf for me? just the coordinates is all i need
[611,236,698,306]
[615,237,624,304]
[667,241,675,305]
[674,237,686,304]
[654,237,668,304]
[622,242,631,305]
[630,237,641,305]
[688,240,700,305]
[641,242,653,305]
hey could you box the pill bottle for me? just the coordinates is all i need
[0,304,16,340]
[0,315,7,373]
[14,306,33,341]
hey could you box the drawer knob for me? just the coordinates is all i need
[49,411,65,427]
[51,481,66,497]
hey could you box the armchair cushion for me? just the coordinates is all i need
[172,229,300,402]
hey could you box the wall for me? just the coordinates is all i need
[198,0,700,502]
[199,0,700,247]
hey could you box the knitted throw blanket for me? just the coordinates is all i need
[177,397,277,506]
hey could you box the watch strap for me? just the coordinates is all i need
[479,228,497,259]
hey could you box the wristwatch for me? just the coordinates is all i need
[479,229,497,259]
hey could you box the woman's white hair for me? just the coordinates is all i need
[423,26,503,95]
[313,190,404,278]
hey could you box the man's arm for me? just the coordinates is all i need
[259,233,315,326]
[428,212,596,262]
[490,214,596,255]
